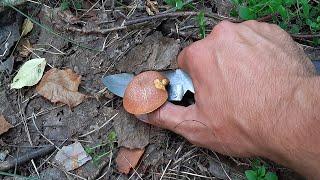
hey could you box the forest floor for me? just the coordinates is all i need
[0,0,318,179]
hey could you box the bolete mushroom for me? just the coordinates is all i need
[123,71,169,115]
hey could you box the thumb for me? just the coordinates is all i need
[136,102,198,134]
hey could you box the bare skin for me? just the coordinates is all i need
[136,20,320,178]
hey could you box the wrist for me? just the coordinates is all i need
[261,77,320,178]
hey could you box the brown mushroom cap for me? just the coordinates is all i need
[123,71,169,115]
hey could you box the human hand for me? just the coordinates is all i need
[137,20,320,177]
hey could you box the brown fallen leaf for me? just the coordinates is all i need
[146,0,159,16]
[0,115,13,135]
[116,147,145,174]
[36,68,86,108]
[18,39,32,57]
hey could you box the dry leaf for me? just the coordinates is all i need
[21,18,33,37]
[18,39,32,57]
[116,147,145,174]
[146,0,159,16]
[0,115,13,135]
[54,142,92,171]
[36,68,86,108]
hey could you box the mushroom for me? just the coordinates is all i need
[123,71,169,115]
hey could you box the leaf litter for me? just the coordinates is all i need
[113,108,150,149]
[21,18,33,37]
[115,147,145,174]
[1,2,304,179]
[0,115,12,135]
[17,39,32,57]
[36,68,86,108]
[54,142,92,171]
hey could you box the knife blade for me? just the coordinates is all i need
[102,60,320,101]
[102,69,194,101]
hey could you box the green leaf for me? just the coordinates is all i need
[284,0,295,6]
[290,24,300,33]
[60,0,70,11]
[231,0,240,5]
[264,172,278,180]
[239,6,256,20]
[277,5,288,21]
[300,0,310,19]
[107,130,117,142]
[257,166,266,177]
[11,58,46,89]
[245,170,258,180]
[164,0,170,5]
[74,1,82,9]
[197,11,206,39]
[84,147,94,155]
[175,0,184,10]
[252,159,261,169]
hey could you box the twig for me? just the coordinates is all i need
[168,169,213,179]
[31,113,61,150]
[291,33,320,39]
[31,160,40,178]
[212,152,232,180]
[160,159,172,180]
[0,171,38,180]
[120,153,143,180]
[17,92,33,146]
[79,113,118,138]
[125,11,199,26]
[0,146,55,171]
[256,13,278,22]
[61,11,237,35]
[64,25,127,35]
[47,162,86,180]
[8,5,101,52]
[37,138,68,170]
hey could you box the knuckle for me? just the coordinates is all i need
[212,20,233,34]
[243,20,259,27]
[183,45,196,62]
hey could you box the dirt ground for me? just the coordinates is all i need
[0,0,316,179]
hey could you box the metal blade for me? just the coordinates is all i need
[162,69,194,101]
[101,69,194,101]
[101,73,134,97]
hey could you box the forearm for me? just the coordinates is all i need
[264,77,320,178]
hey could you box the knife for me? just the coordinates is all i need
[102,69,194,101]
[102,60,320,101]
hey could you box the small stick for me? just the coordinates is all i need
[291,33,320,39]
[79,113,118,138]
[0,146,55,171]
[60,11,237,35]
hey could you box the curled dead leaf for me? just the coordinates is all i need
[18,39,32,57]
[21,18,33,37]
[36,68,86,108]
[116,147,145,174]
[146,0,159,16]
[0,115,13,135]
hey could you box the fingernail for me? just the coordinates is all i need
[135,114,148,122]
